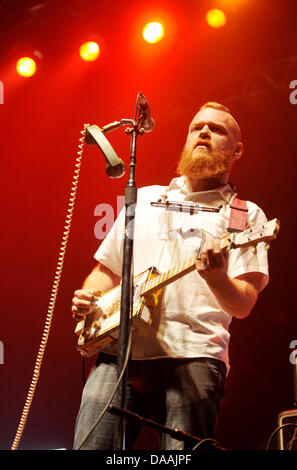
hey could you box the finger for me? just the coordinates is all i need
[213,239,228,266]
[74,289,101,301]
[201,237,215,256]
[213,238,222,253]
[196,252,209,273]
[205,238,224,268]
[207,248,225,270]
[72,304,91,314]
[72,296,95,309]
[72,303,96,320]
[72,303,92,313]
[71,305,87,321]
[72,311,86,321]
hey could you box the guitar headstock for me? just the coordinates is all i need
[221,218,280,249]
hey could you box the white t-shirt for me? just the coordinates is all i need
[94,176,269,372]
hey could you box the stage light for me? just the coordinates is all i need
[142,22,164,43]
[16,57,37,77]
[79,41,100,61]
[205,9,227,28]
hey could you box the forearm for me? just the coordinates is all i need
[82,263,120,293]
[207,275,258,319]
[72,263,120,321]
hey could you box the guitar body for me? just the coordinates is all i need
[76,267,161,357]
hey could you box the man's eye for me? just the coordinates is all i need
[212,126,226,134]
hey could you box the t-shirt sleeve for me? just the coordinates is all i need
[94,206,125,277]
[227,202,269,281]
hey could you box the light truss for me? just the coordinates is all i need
[200,54,297,105]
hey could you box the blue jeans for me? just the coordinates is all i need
[73,354,226,450]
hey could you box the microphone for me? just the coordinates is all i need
[137,92,155,133]
[85,124,125,178]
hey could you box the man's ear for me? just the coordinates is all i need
[233,142,243,161]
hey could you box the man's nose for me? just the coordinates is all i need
[199,125,211,138]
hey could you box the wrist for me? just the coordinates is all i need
[205,271,230,290]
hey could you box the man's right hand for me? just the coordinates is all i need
[71,289,101,321]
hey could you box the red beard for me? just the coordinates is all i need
[177,145,233,180]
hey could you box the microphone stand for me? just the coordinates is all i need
[113,118,144,450]
[109,405,225,451]
[85,92,152,450]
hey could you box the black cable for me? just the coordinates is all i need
[265,423,297,450]
[285,434,297,450]
[76,331,132,450]
[191,437,225,451]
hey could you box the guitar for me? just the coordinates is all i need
[75,218,279,357]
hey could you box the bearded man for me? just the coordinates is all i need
[72,102,269,450]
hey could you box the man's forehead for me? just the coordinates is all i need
[189,107,241,138]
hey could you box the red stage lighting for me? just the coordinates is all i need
[142,22,164,43]
[205,9,227,28]
[79,41,100,61]
[16,57,37,77]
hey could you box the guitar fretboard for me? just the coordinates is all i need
[139,217,279,296]
[140,254,197,296]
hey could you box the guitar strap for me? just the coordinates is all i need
[227,195,248,233]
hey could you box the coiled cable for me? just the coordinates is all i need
[10,124,89,450]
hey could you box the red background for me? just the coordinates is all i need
[0,0,296,450]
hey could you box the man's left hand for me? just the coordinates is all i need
[196,237,228,285]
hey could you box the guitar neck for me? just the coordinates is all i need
[140,254,198,296]
[139,218,279,297]
[140,237,231,296]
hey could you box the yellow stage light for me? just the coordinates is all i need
[206,9,227,28]
[142,22,164,43]
[16,57,37,77]
[79,41,100,61]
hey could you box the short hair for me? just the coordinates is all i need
[199,101,231,114]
